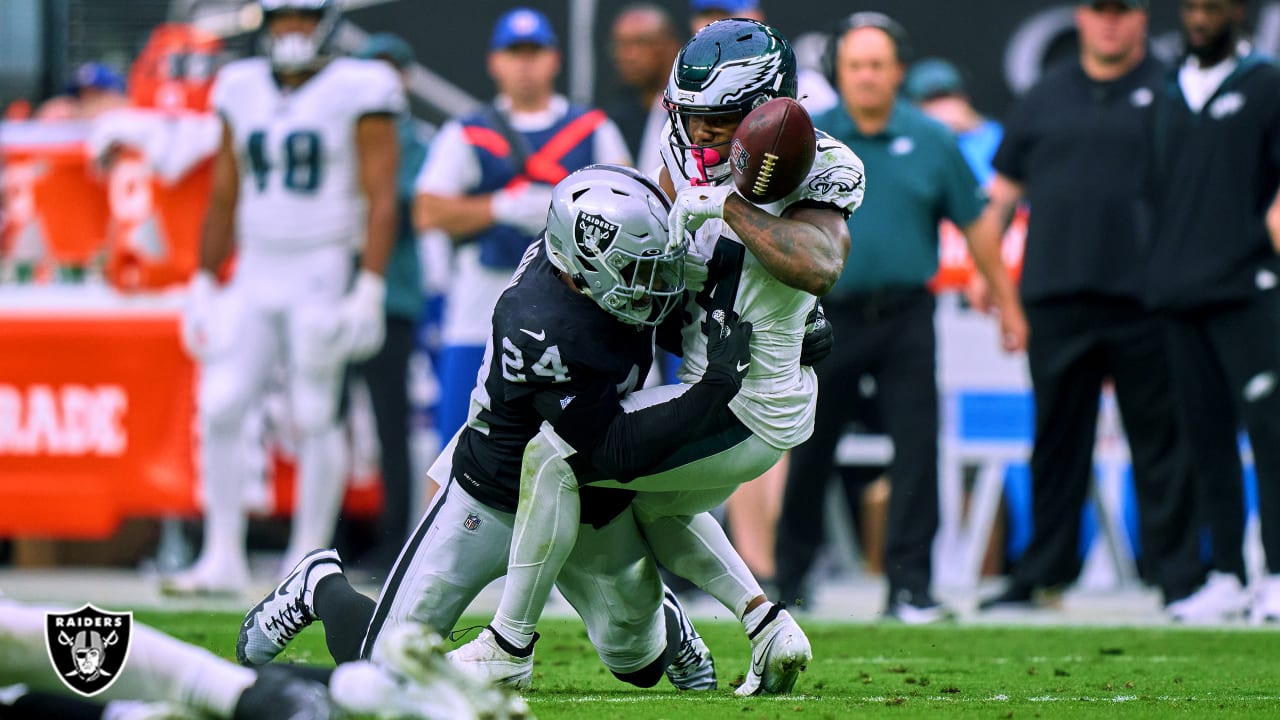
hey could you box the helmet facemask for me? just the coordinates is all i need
[663,18,798,186]
[258,0,340,73]
[545,165,687,327]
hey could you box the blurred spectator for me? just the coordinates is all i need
[413,8,630,451]
[163,0,404,594]
[777,11,1025,623]
[1144,0,1280,623]
[608,4,681,175]
[903,57,1002,187]
[687,0,837,115]
[347,32,430,575]
[36,62,130,120]
[975,0,1204,617]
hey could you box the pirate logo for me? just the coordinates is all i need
[574,212,620,259]
[45,604,133,697]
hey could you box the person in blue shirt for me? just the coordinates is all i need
[903,57,1003,187]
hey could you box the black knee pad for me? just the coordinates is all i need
[611,653,667,688]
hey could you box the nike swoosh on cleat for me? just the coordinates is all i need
[520,328,546,341]
[752,634,777,677]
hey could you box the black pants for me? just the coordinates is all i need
[1165,291,1280,577]
[1015,297,1201,601]
[352,314,418,563]
[777,288,938,605]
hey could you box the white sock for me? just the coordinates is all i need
[638,510,763,619]
[127,621,255,718]
[742,600,774,637]
[491,430,580,650]
[199,423,249,572]
[285,425,348,568]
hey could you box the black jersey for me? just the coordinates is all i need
[452,242,654,513]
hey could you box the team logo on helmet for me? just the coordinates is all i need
[574,213,620,258]
[45,605,133,697]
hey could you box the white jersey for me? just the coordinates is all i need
[211,57,405,252]
[663,127,866,450]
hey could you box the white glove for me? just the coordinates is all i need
[337,269,387,361]
[669,184,736,245]
[180,270,219,361]
[491,183,555,236]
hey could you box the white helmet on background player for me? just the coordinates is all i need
[545,165,687,327]
[258,0,340,73]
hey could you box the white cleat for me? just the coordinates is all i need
[1167,571,1251,625]
[446,627,535,691]
[735,605,811,697]
[1249,575,1280,625]
[663,590,717,691]
[237,549,343,666]
[158,557,249,597]
[340,623,531,720]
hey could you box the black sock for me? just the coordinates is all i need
[314,573,376,663]
[0,691,104,720]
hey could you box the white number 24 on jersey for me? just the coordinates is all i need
[501,338,571,383]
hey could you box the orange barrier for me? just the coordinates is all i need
[0,311,198,537]
[930,204,1028,293]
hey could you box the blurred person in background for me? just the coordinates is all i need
[608,3,682,175]
[776,11,1026,623]
[346,32,430,576]
[974,0,1205,618]
[903,57,1002,187]
[164,0,403,595]
[1144,0,1280,624]
[414,7,631,452]
[687,0,837,115]
[35,62,129,120]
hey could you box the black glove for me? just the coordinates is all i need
[702,308,753,390]
[799,301,834,366]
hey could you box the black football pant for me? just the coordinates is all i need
[777,288,938,606]
[1015,297,1202,602]
[1164,291,1280,580]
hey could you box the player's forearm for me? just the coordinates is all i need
[197,200,236,275]
[414,192,498,238]
[722,195,845,296]
[360,192,396,275]
[586,379,741,481]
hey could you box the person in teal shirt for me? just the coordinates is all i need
[775,12,1025,625]
[352,33,430,572]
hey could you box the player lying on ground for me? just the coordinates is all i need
[237,164,754,693]
[0,596,527,719]
[451,18,863,698]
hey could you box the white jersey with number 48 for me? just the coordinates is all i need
[211,56,405,252]
[663,128,866,450]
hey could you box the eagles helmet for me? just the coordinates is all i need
[663,18,798,184]
[257,0,340,73]
[545,165,686,327]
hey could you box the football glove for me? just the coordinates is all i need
[669,184,736,243]
[491,182,555,236]
[180,270,220,361]
[336,269,387,361]
[799,301,834,366]
[702,308,753,391]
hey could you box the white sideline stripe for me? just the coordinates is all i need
[545,694,1280,705]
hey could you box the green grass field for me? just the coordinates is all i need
[136,611,1280,718]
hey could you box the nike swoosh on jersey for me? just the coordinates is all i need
[520,328,546,341]
[736,361,751,373]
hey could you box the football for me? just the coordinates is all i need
[729,97,817,204]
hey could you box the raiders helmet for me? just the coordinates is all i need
[545,165,686,327]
